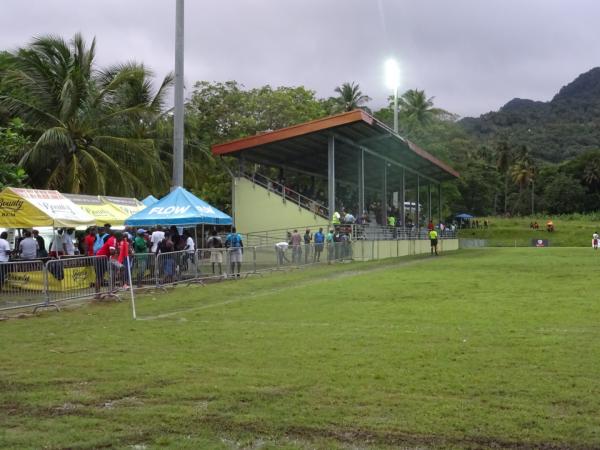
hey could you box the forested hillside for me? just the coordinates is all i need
[461,68,600,163]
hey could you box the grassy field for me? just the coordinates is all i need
[458,216,600,247]
[2,248,600,449]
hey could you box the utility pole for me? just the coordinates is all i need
[172,0,185,188]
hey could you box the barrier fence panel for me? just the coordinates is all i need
[0,259,48,311]
[46,255,117,304]
[130,253,158,289]
[156,249,199,287]
[196,248,227,280]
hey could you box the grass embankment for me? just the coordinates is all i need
[2,249,600,449]
[458,216,600,246]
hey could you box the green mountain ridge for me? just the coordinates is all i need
[460,67,600,163]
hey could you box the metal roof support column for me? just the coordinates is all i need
[416,175,420,230]
[381,162,387,226]
[438,183,442,225]
[428,183,432,222]
[358,149,365,218]
[328,135,336,220]
[400,168,405,228]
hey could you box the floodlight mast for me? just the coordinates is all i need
[384,58,400,133]
[172,0,185,189]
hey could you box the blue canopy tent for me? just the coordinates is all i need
[126,187,232,226]
[141,195,159,207]
[455,213,474,219]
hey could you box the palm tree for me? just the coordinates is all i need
[495,141,512,213]
[510,146,536,214]
[333,82,371,112]
[0,34,170,195]
[583,158,600,188]
[398,89,446,127]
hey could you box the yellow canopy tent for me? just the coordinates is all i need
[63,194,129,226]
[0,188,95,229]
[102,196,146,218]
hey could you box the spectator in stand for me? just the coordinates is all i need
[94,229,116,298]
[150,225,165,253]
[313,227,324,262]
[290,229,302,264]
[206,229,224,275]
[32,230,47,258]
[133,229,149,287]
[0,231,11,290]
[427,220,434,232]
[49,229,66,258]
[332,211,341,226]
[18,230,38,260]
[303,229,312,263]
[64,228,76,256]
[225,227,243,278]
[344,212,355,224]
[84,227,97,256]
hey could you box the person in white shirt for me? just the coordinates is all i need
[593,232,599,249]
[64,228,76,256]
[150,226,165,253]
[182,231,195,270]
[50,229,66,257]
[0,231,12,290]
[274,241,290,265]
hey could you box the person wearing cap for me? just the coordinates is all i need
[133,229,149,287]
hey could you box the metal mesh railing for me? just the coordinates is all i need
[0,236,457,313]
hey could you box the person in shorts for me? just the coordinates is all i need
[313,227,324,262]
[206,229,223,275]
[225,227,243,278]
[429,229,438,256]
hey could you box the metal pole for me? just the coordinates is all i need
[428,183,432,222]
[438,183,442,225]
[172,0,185,188]
[400,168,405,229]
[393,87,398,133]
[416,176,420,231]
[328,135,335,220]
[358,149,365,218]
[381,162,387,226]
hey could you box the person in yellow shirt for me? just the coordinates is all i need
[429,229,438,256]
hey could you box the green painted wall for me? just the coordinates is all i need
[233,177,328,236]
[352,238,459,261]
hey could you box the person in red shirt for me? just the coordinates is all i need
[427,220,434,231]
[84,227,97,256]
[94,230,116,297]
[117,234,131,289]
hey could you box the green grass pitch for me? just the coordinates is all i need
[2,248,600,449]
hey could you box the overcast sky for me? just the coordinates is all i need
[1,0,599,117]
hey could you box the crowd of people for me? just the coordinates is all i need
[0,223,248,294]
[274,226,352,266]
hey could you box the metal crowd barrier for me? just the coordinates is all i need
[0,236,453,313]
[0,259,48,311]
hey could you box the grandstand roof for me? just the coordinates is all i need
[211,110,459,183]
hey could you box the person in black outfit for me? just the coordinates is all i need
[32,230,48,257]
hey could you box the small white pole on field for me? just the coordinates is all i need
[127,256,137,320]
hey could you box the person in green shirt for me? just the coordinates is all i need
[326,229,335,264]
[133,229,149,287]
[429,229,438,256]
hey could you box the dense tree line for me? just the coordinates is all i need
[1,34,597,216]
